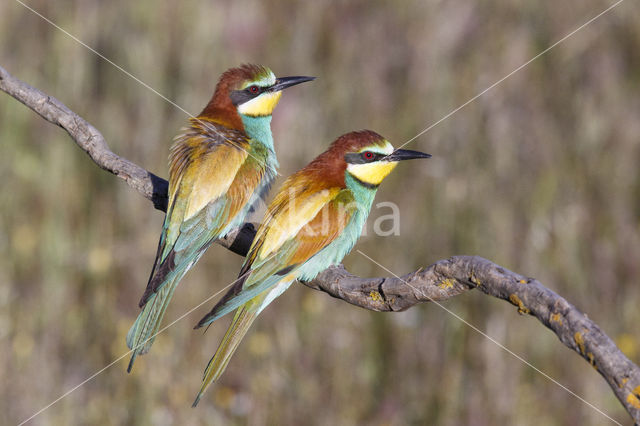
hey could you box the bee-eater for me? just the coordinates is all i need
[191,130,431,405]
[126,64,314,372]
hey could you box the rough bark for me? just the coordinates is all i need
[2,64,639,423]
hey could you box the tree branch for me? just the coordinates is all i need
[0,65,256,255]
[2,64,639,423]
[307,260,640,423]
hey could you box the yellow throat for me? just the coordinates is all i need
[347,161,398,186]
[238,91,283,116]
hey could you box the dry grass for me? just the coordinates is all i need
[1,0,639,424]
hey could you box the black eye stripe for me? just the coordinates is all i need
[230,85,266,106]
[230,90,252,106]
[344,152,385,164]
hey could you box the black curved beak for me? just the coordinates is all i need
[270,76,315,92]
[385,149,432,162]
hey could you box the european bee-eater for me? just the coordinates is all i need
[191,130,431,405]
[126,64,314,372]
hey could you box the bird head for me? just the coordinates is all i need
[199,64,314,127]
[321,130,431,188]
[303,131,430,189]
[345,139,431,187]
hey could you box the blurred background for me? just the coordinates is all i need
[1,0,639,424]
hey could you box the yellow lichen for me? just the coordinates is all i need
[519,279,527,284]
[587,352,597,370]
[619,378,629,388]
[439,279,454,289]
[508,294,530,315]
[469,273,482,287]
[574,332,586,355]
[369,291,382,302]
[550,313,562,325]
[627,393,640,409]
[635,385,640,396]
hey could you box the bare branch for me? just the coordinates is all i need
[306,259,640,422]
[2,64,639,423]
[0,64,255,255]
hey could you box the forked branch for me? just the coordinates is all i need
[1,65,638,423]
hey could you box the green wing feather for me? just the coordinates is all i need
[195,179,353,328]
[126,119,255,371]
[192,303,259,407]
[191,182,356,404]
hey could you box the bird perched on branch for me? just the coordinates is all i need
[126,64,314,372]
[191,130,431,406]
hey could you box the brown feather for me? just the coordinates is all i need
[198,64,271,130]
[195,131,388,328]
[286,194,354,266]
[293,129,388,188]
[240,130,387,267]
[139,119,254,306]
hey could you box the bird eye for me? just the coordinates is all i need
[248,85,260,94]
[362,151,375,160]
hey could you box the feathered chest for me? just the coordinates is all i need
[167,120,279,237]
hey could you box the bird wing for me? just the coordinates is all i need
[139,120,254,306]
[195,180,356,327]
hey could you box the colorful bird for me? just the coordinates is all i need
[126,64,314,372]
[191,130,431,406]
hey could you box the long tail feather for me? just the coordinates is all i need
[192,307,257,407]
[126,280,179,372]
[194,272,283,329]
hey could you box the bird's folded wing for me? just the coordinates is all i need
[139,124,252,306]
[195,185,356,327]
